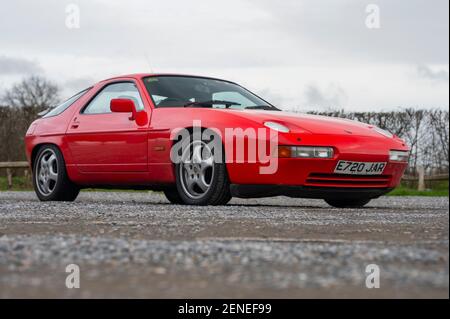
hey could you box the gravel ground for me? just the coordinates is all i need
[0,191,448,298]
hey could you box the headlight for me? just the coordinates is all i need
[372,126,394,138]
[264,121,290,133]
[389,150,409,162]
[278,146,334,158]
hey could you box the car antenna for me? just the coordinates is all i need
[143,51,154,73]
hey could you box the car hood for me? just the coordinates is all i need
[219,109,385,137]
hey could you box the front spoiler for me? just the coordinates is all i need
[230,184,394,200]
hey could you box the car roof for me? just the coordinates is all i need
[100,73,237,85]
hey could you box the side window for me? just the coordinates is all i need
[83,82,145,114]
[43,87,91,118]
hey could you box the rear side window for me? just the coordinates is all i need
[43,88,91,118]
[82,82,144,114]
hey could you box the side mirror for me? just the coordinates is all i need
[110,98,148,125]
[110,98,137,121]
[111,98,135,113]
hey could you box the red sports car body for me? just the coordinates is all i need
[25,74,409,207]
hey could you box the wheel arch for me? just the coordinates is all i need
[168,125,230,181]
[171,125,227,159]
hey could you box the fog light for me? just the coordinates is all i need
[314,148,333,158]
[389,150,409,162]
[295,146,334,158]
[278,146,334,158]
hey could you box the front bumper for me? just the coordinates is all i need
[227,158,408,188]
[226,133,409,188]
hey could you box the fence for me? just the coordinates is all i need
[0,161,448,190]
[401,171,449,191]
[0,161,30,189]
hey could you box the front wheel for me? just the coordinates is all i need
[325,198,371,208]
[172,134,231,205]
[163,188,184,204]
[33,145,80,201]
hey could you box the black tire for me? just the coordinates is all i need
[173,132,231,205]
[32,144,80,201]
[325,198,371,208]
[163,188,184,204]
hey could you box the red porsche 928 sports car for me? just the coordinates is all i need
[25,74,409,207]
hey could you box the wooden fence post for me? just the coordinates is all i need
[0,162,29,189]
[417,166,425,191]
[24,169,30,186]
[6,168,13,189]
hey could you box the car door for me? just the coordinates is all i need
[66,81,149,173]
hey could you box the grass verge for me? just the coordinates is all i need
[1,177,448,196]
[387,180,448,196]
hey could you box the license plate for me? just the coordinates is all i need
[334,160,386,175]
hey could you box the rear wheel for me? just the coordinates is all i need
[325,198,371,208]
[172,133,231,205]
[32,145,80,201]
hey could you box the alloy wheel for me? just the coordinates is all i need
[179,140,215,199]
[35,149,58,195]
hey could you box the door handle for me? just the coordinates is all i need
[71,117,80,129]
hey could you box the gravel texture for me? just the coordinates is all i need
[0,191,448,298]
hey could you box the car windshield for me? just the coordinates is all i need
[143,76,278,110]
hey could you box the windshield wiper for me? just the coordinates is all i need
[244,105,280,111]
[183,100,241,108]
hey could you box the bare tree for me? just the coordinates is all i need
[428,109,449,171]
[0,106,16,161]
[0,76,60,161]
[2,75,59,110]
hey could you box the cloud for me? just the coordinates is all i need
[303,84,348,108]
[251,0,449,65]
[0,0,448,110]
[417,65,449,82]
[64,76,96,91]
[0,56,42,75]
[255,88,285,107]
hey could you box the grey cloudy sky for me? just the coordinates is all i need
[0,0,448,110]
